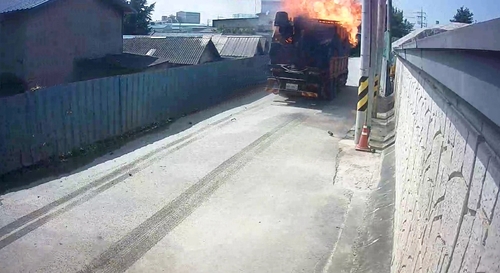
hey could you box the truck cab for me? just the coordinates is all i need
[266,11,350,100]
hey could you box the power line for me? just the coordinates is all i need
[407,8,427,28]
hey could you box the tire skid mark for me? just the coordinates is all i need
[0,101,268,249]
[79,115,305,273]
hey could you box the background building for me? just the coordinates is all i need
[0,0,134,93]
[176,11,201,24]
[213,13,274,34]
[261,0,283,16]
[233,14,257,19]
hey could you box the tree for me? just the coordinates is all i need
[349,5,412,56]
[450,6,474,24]
[391,7,414,38]
[123,0,156,35]
[166,14,180,23]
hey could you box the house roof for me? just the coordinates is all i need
[123,37,221,65]
[0,0,135,15]
[104,53,169,69]
[213,36,265,58]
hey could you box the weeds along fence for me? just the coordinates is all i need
[0,56,269,175]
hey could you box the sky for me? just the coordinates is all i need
[150,0,500,26]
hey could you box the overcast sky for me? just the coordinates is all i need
[151,0,500,26]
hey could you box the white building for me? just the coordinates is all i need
[233,13,258,19]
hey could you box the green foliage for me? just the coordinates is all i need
[123,0,156,35]
[391,7,414,38]
[450,6,474,24]
[166,14,181,23]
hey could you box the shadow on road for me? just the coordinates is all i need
[271,85,358,114]
[268,85,359,140]
[0,85,269,195]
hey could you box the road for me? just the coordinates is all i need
[0,58,382,273]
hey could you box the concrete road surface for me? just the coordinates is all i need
[0,58,383,273]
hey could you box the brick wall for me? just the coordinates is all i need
[392,58,500,272]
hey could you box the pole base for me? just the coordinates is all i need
[355,146,374,153]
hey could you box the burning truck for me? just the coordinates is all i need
[265,11,352,100]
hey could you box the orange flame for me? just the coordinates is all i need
[281,0,362,46]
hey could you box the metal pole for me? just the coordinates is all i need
[366,0,378,128]
[354,0,372,144]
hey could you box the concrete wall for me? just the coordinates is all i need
[392,57,500,272]
[0,13,27,77]
[1,0,123,89]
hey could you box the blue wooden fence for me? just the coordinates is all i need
[0,56,269,175]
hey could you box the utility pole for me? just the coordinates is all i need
[371,0,385,117]
[380,0,392,97]
[420,7,423,28]
[365,0,378,128]
[413,8,427,28]
[354,0,372,144]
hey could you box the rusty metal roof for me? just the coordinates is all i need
[0,0,134,14]
[123,37,221,65]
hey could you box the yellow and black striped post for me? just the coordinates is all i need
[357,76,369,112]
[372,74,380,117]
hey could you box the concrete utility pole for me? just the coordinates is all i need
[354,0,372,144]
[372,0,386,117]
[380,0,392,97]
[365,0,378,128]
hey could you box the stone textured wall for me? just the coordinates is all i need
[392,57,500,273]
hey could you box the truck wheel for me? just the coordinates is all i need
[322,80,335,101]
[340,74,348,87]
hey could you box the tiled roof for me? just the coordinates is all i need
[123,37,221,65]
[0,0,134,14]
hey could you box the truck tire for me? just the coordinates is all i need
[322,79,336,101]
[340,73,348,87]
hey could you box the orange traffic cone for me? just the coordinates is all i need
[356,125,373,152]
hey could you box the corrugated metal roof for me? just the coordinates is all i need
[123,37,220,65]
[105,53,168,69]
[218,36,264,58]
[0,0,134,14]
[210,35,229,53]
[0,0,51,13]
